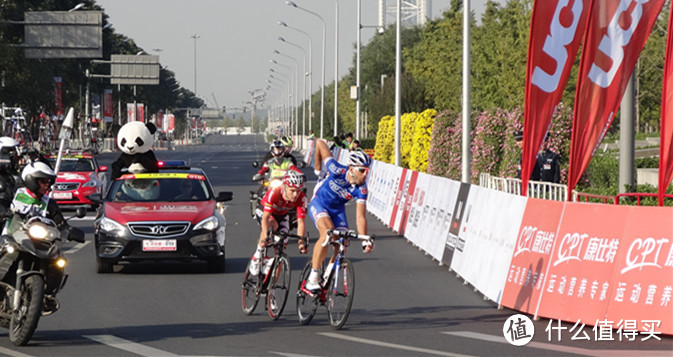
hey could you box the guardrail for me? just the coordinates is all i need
[479,173,567,201]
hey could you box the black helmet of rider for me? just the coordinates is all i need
[0,137,19,172]
[21,161,56,194]
[270,140,285,157]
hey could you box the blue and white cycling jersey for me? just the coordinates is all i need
[309,157,367,228]
[311,157,367,209]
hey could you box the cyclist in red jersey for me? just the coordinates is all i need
[248,169,309,275]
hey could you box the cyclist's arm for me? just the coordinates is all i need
[355,201,367,236]
[259,210,271,244]
[313,139,332,172]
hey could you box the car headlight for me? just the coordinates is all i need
[194,216,219,231]
[82,180,97,188]
[99,217,125,236]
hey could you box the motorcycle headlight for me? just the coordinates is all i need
[100,217,125,236]
[194,216,219,231]
[28,223,58,240]
[56,258,67,268]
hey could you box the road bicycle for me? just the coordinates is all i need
[241,230,308,320]
[38,119,56,152]
[82,119,103,154]
[296,228,374,329]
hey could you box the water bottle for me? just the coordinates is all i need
[323,262,334,281]
[261,256,274,275]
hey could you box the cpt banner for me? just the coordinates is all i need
[521,0,591,194]
[568,0,666,195]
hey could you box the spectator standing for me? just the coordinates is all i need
[537,135,560,183]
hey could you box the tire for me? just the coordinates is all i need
[241,259,260,315]
[296,260,317,325]
[9,275,44,346]
[96,260,114,274]
[267,255,290,320]
[327,259,355,330]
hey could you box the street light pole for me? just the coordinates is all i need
[277,21,312,137]
[334,0,339,137]
[272,49,301,145]
[270,63,296,139]
[190,34,200,96]
[286,1,325,139]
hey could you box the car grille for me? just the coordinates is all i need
[53,183,79,191]
[128,222,190,238]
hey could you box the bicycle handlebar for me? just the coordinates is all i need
[322,228,375,247]
[264,229,309,248]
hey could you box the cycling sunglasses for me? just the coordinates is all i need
[353,167,369,174]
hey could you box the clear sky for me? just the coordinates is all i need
[95,0,498,111]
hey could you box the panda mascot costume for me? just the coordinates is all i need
[111,122,159,180]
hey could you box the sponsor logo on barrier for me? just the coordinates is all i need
[622,237,672,274]
[503,314,534,346]
[545,318,662,342]
[553,232,620,266]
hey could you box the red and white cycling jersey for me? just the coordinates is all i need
[261,185,307,218]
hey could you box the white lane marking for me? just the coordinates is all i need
[84,334,179,356]
[318,332,475,357]
[269,352,319,357]
[442,331,673,357]
[64,240,90,254]
[0,346,34,357]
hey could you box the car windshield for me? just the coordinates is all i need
[50,157,95,172]
[108,174,212,202]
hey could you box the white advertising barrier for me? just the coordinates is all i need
[420,176,462,262]
[403,171,431,248]
[382,165,404,225]
[365,160,390,221]
[450,185,527,303]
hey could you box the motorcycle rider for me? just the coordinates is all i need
[262,138,297,166]
[7,161,66,233]
[253,140,298,182]
[0,137,20,223]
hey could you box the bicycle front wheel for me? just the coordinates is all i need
[327,258,355,330]
[267,254,290,320]
[241,259,260,315]
[296,260,317,325]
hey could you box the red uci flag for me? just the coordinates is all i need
[521,0,592,195]
[658,10,673,205]
[568,0,666,197]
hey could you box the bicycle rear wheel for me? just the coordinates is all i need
[296,260,318,325]
[327,258,355,330]
[267,254,290,320]
[241,259,260,315]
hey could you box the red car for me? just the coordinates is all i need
[47,151,108,209]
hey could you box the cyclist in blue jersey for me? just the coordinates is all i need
[305,139,373,290]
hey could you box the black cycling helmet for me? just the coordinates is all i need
[270,140,285,157]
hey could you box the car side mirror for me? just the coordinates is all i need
[298,161,306,169]
[252,161,260,168]
[88,193,103,204]
[99,165,108,172]
[216,191,233,202]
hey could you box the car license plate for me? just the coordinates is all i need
[142,239,177,251]
[53,192,72,199]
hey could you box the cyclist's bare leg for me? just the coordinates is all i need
[312,215,335,271]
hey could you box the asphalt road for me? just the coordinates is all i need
[0,134,669,356]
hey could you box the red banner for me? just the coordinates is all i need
[658,11,673,205]
[521,0,592,195]
[606,206,673,335]
[103,89,113,123]
[535,203,632,326]
[568,0,666,196]
[53,77,63,116]
[501,198,566,315]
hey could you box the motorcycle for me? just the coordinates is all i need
[0,208,85,346]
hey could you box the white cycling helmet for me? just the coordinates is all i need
[282,169,305,189]
[348,150,371,167]
[21,161,56,193]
